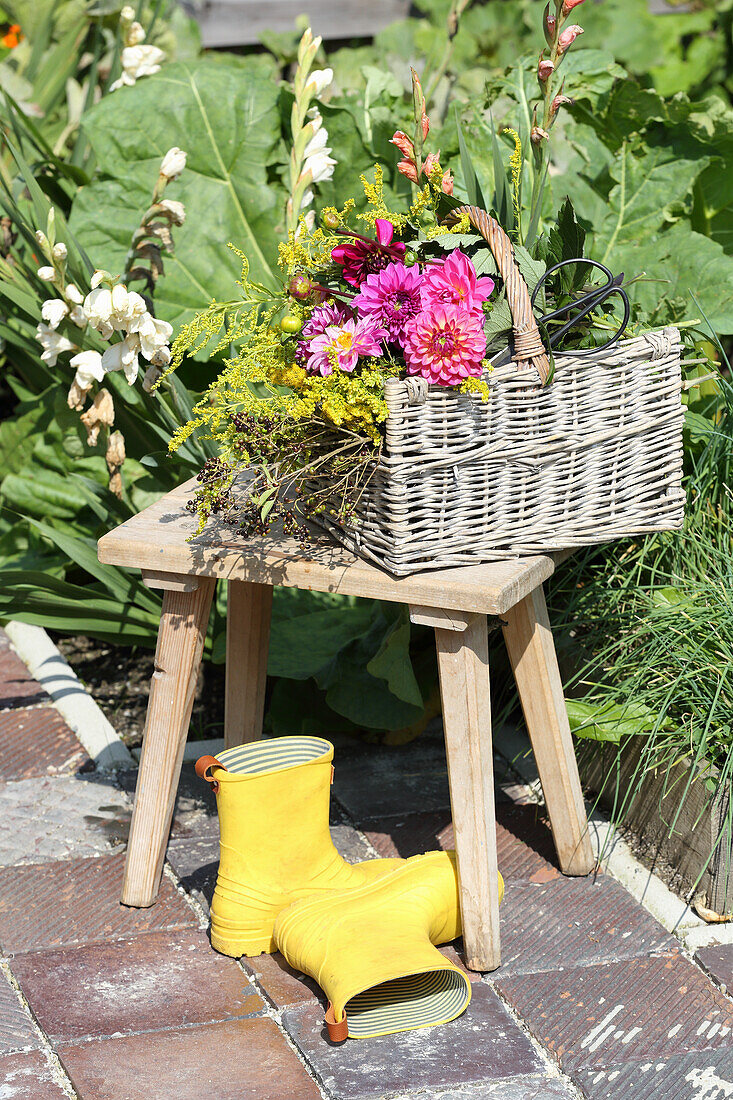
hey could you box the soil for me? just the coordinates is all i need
[53,633,226,749]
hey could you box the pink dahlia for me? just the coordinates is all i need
[403,304,486,386]
[352,261,423,345]
[295,301,351,364]
[331,219,405,288]
[306,317,386,376]
[420,249,495,314]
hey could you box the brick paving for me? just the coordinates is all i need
[0,626,731,1100]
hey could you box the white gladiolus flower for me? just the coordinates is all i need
[38,266,55,281]
[41,299,69,330]
[126,20,145,45]
[90,270,107,289]
[36,323,75,366]
[295,210,316,239]
[303,126,330,159]
[102,334,140,385]
[307,68,333,97]
[120,5,135,20]
[66,284,84,305]
[159,199,186,225]
[160,147,187,181]
[35,230,49,249]
[52,242,67,261]
[69,306,88,328]
[84,287,114,329]
[98,321,114,340]
[70,349,104,388]
[135,313,173,361]
[110,44,165,91]
[299,188,314,212]
[122,292,149,330]
[302,149,336,184]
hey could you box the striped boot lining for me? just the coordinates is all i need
[346,969,470,1038]
[217,737,331,776]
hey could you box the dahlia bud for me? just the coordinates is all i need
[562,0,585,12]
[322,210,340,230]
[557,25,584,53]
[538,57,554,83]
[288,274,314,301]
[531,126,550,145]
[543,3,556,47]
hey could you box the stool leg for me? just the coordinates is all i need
[502,584,594,876]
[121,578,216,907]
[435,612,501,972]
[224,580,273,749]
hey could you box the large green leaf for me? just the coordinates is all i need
[69,58,285,329]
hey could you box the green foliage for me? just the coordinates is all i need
[70,57,284,330]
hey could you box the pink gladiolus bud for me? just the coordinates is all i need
[422,109,430,141]
[562,0,585,11]
[411,68,429,140]
[550,94,572,121]
[423,151,441,176]
[441,170,454,196]
[538,57,554,82]
[531,126,550,145]
[397,157,419,183]
[557,24,583,53]
[390,130,415,158]
[543,3,556,46]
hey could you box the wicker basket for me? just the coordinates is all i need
[318,206,685,576]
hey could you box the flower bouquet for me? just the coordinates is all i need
[169,20,686,576]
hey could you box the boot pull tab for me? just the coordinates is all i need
[195,755,228,793]
[325,1002,348,1043]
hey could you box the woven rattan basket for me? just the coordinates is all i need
[318,206,685,576]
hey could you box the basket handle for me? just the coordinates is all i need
[446,205,550,384]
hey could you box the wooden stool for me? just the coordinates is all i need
[98,479,594,971]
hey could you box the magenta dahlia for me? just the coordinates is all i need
[306,317,386,376]
[420,249,495,313]
[352,261,423,345]
[403,304,486,386]
[331,219,406,288]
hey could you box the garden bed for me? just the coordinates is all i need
[54,635,226,749]
[578,736,732,916]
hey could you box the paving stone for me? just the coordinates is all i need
[166,834,219,913]
[495,954,733,1074]
[575,1046,733,1100]
[58,1016,322,1100]
[495,875,676,976]
[0,852,198,954]
[364,804,558,883]
[388,1080,577,1100]
[0,1050,71,1100]
[243,951,322,1010]
[0,708,89,779]
[697,944,733,994]
[0,652,50,710]
[117,760,219,838]
[10,928,264,1042]
[0,774,130,868]
[283,981,543,1098]
[0,969,40,1055]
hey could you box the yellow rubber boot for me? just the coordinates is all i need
[195,737,402,958]
[274,850,505,1041]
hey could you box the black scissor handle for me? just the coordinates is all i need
[531,257,631,356]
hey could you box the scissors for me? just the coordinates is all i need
[492,257,631,367]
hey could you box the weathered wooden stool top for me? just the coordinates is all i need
[98,478,559,615]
